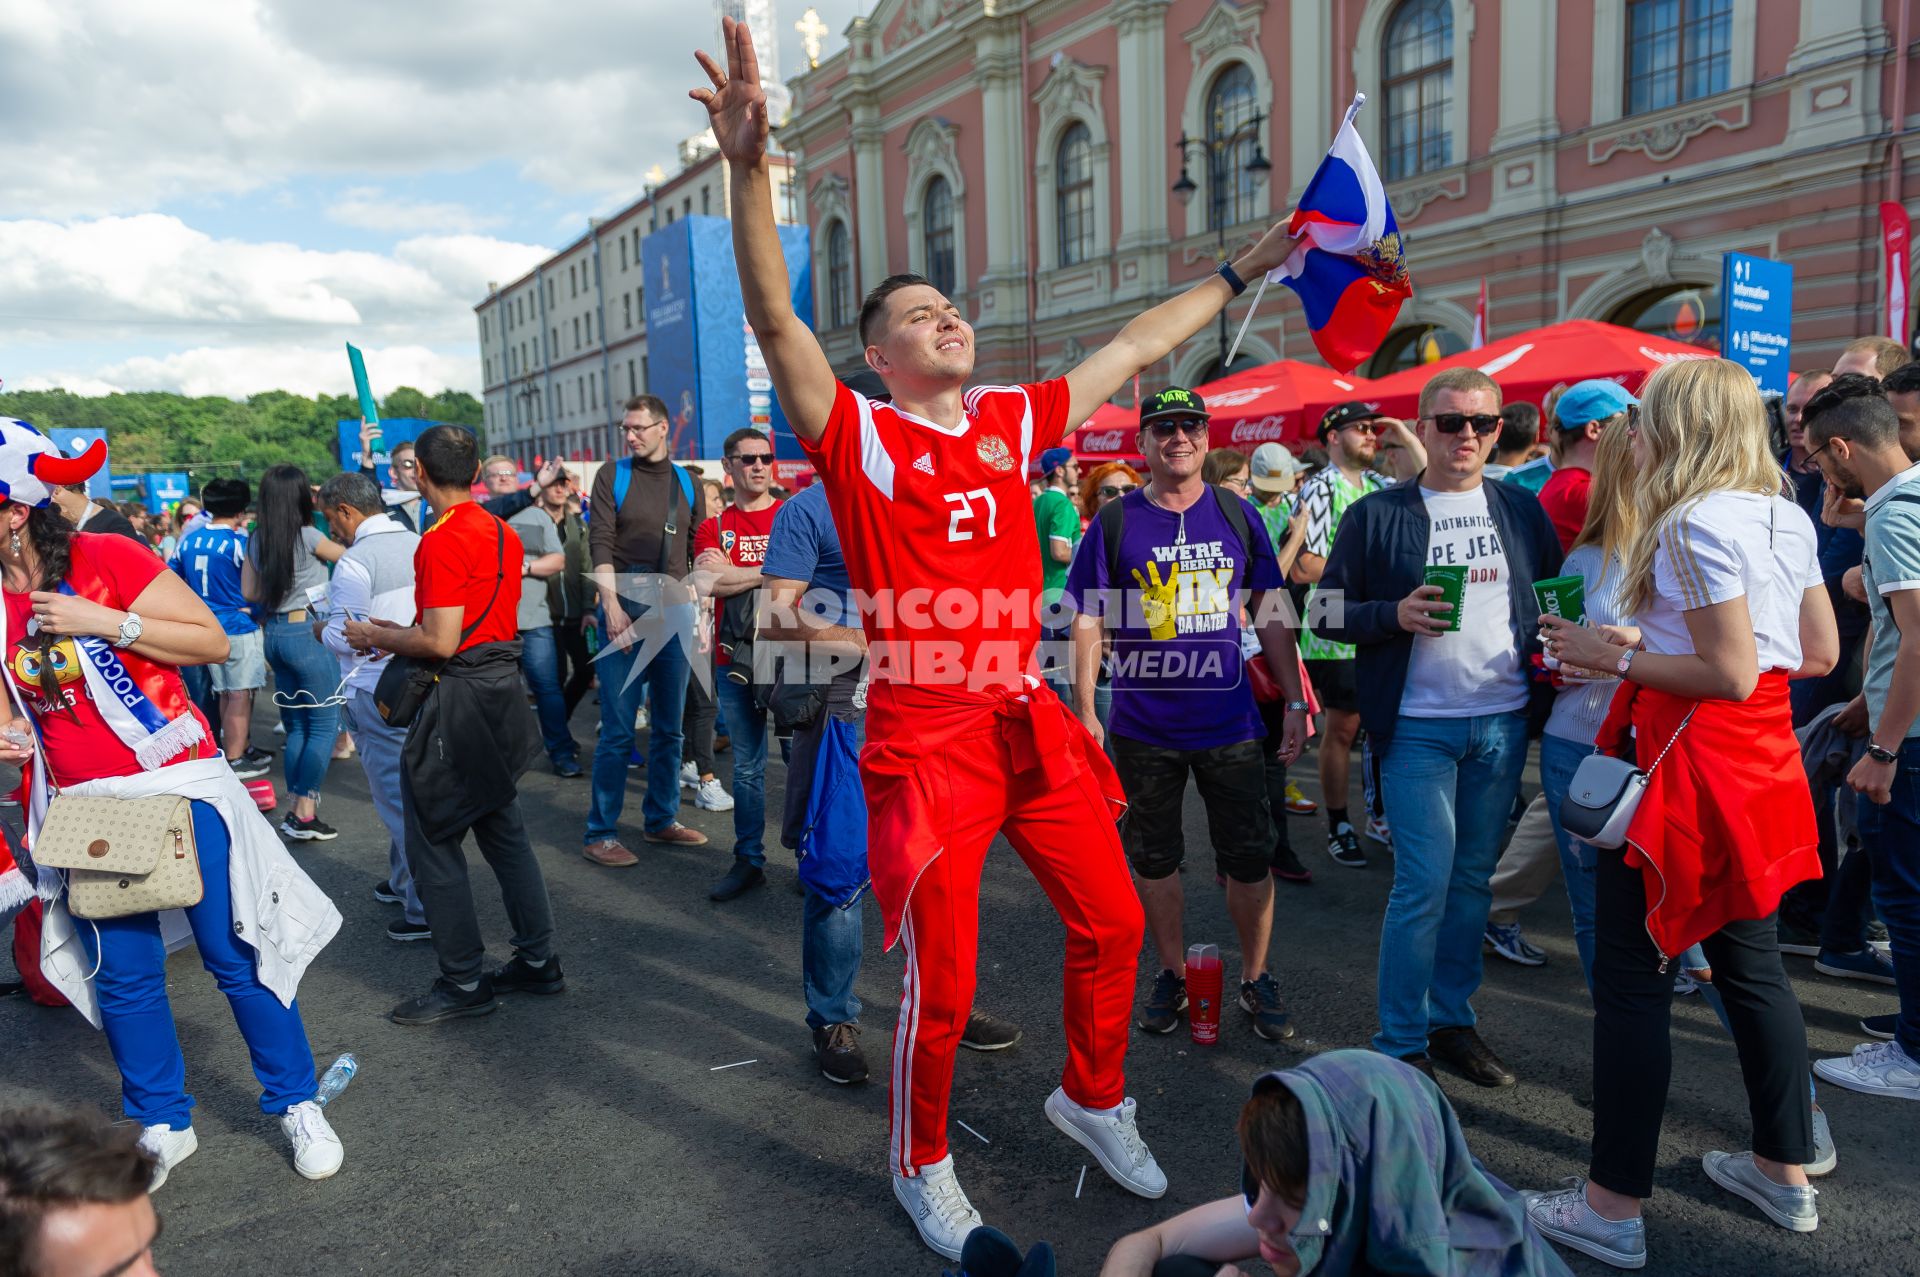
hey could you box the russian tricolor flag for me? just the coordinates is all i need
[1273,94,1412,373]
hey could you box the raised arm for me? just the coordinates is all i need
[693,18,837,442]
[1063,224,1301,428]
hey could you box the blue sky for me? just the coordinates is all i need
[0,0,866,400]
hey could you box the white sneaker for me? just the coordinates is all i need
[1043,1086,1166,1198]
[635,706,649,732]
[1366,814,1392,847]
[695,777,734,811]
[892,1153,982,1260]
[280,1100,344,1180]
[680,761,699,789]
[1812,1040,1920,1101]
[139,1124,198,1192]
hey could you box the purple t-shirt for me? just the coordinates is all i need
[1064,488,1283,750]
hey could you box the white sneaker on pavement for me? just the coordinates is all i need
[1812,1039,1920,1101]
[679,761,699,789]
[138,1124,198,1192]
[892,1153,982,1260]
[1044,1086,1166,1198]
[695,777,734,811]
[280,1100,344,1180]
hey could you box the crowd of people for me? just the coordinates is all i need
[1,22,1916,1277]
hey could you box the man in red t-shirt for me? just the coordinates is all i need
[1536,379,1636,552]
[347,425,560,1028]
[694,20,1303,1259]
[692,427,783,903]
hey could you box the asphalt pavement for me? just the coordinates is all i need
[3,700,1915,1277]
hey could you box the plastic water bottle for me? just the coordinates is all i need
[1186,944,1223,1047]
[314,1053,358,1107]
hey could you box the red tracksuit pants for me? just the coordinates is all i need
[888,725,1142,1176]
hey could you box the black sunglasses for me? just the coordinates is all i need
[1098,484,1137,498]
[728,453,774,466]
[1145,418,1209,440]
[1425,412,1502,437]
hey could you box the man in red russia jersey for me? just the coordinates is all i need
[692,19,1301,1261]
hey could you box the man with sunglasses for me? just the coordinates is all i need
[1314,367,1562,1088]
[1291,402,1392,867]
[692,427,785,901]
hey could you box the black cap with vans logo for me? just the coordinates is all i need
[1317,400,1383,441]
[1139,386,1209,423]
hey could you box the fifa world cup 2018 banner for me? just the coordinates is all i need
[640,217,812,461]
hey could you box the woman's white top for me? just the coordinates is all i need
[1637,491,1821,670]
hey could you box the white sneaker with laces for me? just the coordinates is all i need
[695,777,734,811]
[139,1124,198,1192]
[1044,1086,1166,1198]
[635,706,650,732]
[280,1100,344,1180]
[1812,1039,1920,1101]
[1366,814,1392,846]
[892,1153,982,1260]
[679,761,699,789]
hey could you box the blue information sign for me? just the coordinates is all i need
[1720,252,1793,395]
[141,472,191,513]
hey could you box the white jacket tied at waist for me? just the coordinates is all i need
[37,756,342,1028]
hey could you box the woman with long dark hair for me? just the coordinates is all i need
[0,420,344,1189]
[241,464,344,840]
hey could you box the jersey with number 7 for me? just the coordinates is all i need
[798,378,1071,691]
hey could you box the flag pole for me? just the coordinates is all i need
[1222,92,1368,370]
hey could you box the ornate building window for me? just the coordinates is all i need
[1363,325,1468,378]
[1382,0,1454,181]
[1206,63,1259,230]
[922,176,956,296]
[1609,284,1720,351]
[1055,124,1095,267]
[1625,0,1732,116]
[827,221,852,330]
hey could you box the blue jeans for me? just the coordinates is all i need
[519,625,579,768]
[717,677,768,865]
[803,712,866,1028]
[348,688,426,926]
[262,616,340,801]
[588,603,690,842]
[1861,738,1920,1056]
[1539,731,1600,989]
[1373,711,1529,1058]
[81,801,317,1127]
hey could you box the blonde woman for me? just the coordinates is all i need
[1525,359,1838,1267]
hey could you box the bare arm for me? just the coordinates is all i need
[1543,596,1762,702]
[31,571,231,667]
[1049,537,1075,565]
[1792,584,1839,679]
[1071,611,1103,740]
[1099,1197,1264,1277]
[1291,550,1327,586]
[347,606,465,662]
[758,577,867,648]
[240,555,262,602]
[693,20,837,442]
[1273,513,1309,578]
[526,552,566,580]
[1064,226,1302,429]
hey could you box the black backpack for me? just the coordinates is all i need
[1096,485,1258,604]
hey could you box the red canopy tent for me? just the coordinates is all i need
[1360,319,1717,419]
[1071,360,1377,460]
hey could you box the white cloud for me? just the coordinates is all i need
[12,344,478,399]
[326,188,497,234]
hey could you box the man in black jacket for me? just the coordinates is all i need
[346,424,561,1026]
[1313,367,1562,1088]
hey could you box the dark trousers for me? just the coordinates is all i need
[1817,842,1876,952]
[682,655,717,776]
[1590,845,1811,1198]
[1257,698,1293,863]
[400,766,555,985]
[1861,739,1920,1055]
[555,619,595,717]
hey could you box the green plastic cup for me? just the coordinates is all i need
[1532,574,1587,625]
[1423,564,1467,633]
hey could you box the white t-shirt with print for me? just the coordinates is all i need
[1399,484,1528,717]
[1639,491,1821,669]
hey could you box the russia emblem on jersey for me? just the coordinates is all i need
[975,434,1016,472]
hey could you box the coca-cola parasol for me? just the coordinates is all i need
[1360,319,1717,419]
[1070,360,1377,458]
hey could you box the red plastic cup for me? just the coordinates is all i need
[1187,943,1223,1046]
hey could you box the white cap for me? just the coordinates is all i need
[1249,442,1302,494]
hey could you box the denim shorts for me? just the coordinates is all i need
[1111,734,1273,883]
[209,628,266,692]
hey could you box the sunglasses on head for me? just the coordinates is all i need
[1425,412,1502,437]
[1098,483,1137,498]
[1145,417,1209,440]
[728,452,774,467]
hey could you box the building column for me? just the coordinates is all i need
[1113,0,1172,302]
[849,98,889,295]
[1488,0,1559,214]
[1785,0,1885,150]
[972,19,1029,334]
[1287,0,1332,201]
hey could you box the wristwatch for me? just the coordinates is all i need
[113,611,143,650]
[1866,742,1899,765]
[1217,260,1249,297]
[1283,700,1311,712]
[1614,646,1636,677]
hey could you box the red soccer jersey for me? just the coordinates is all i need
[693,500,782,668]
[797,379,1072,691]
[414,502,523,650]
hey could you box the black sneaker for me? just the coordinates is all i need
[708,858,766,902]
[240,745,275,766]
[1777,920,1821,957]
[1271,841,1314,884]
[229,755,271,780]
[1137,968,1187,1034]
[554,759,584,779]
[489,954,567,995]
[385,919,432,943]
[1862,1013,1896,1041]
[389,976,497,1025]
[1328,822,1366,868]
[372,880,404,904]
[279,815,338,841]
[959,1008,1022,1052]
[813,1022,869,1084]
[1238,973,1296,1041]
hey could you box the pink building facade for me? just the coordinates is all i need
[780,0,1920,398]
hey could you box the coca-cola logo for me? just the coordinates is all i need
[1228,416,1287,443]
[1081,429,1127,451]
[1205,384,1279,408]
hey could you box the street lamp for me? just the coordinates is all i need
[517,378,538,468]
[1173,106,1272,380]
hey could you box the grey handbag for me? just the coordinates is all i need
[32,794,202,919]
[1562,706,1696,850]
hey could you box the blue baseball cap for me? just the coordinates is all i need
[1038,446,1075,476]
[1555,379,1638,428]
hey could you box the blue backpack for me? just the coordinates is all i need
[612,457,698,571]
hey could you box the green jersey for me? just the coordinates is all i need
[1295,466,1390,661]
[1034,486,1082,607]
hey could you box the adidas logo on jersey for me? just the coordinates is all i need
[913,452,936,475]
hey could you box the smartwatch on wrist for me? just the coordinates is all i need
[1866,742,1899,765]
[1217,260,1249,297]
[1283,700,1311,712]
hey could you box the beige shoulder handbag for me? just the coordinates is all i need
[32,795,202,919]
